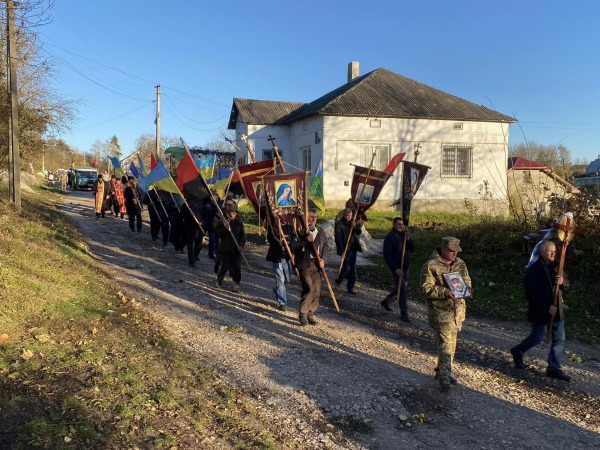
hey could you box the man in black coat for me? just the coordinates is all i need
[292,210,329,326]
[144,189,170,246]
[266,223,294,311]
[182,200,203,268]
[334,208,362,294]
[215,203,246,291]
[381,217,415,322]
[510,240,571,381]
[124,176,144,232]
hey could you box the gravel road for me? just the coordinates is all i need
[57,189,600,450]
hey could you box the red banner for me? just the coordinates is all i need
[263,171,309,234]
[237,159,277,215]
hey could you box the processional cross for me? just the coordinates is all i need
[268,135,285,171]
[547,216,584,343]
[241,134,256,163]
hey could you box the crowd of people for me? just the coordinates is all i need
[67,178,573,392]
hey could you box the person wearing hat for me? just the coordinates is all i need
[215,202,246,292]
[334,207,363,295]
[420,237,472,391]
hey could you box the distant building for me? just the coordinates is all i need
[229,62,516,213]
[574,154,600,188]
[507,157,580,216]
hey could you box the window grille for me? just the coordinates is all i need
[441,144,472,178]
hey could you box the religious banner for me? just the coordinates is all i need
[391,161,429,226]
[350,165,392,221]
[237,159,277,215]
[263,171,309,233]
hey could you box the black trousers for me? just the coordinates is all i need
[185,222,203,264]
[127,205,142,231]
[170,216,185,251]
[299,265,322,316]
[217,252,242,284]
[150,208,169,244]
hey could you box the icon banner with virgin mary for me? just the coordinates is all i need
[263,171,309,234]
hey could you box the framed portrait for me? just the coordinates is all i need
[354,183,375,205]
[252,181,265,205]
[274,179,297,208]
[443,272,471,299]
[410,167,421,194]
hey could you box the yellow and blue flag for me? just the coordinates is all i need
[138,159,180,194]
[194,154,216,179]
[206,167,234,198]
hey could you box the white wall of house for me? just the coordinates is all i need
[234,115,512,213]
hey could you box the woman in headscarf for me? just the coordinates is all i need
[276,183,295,206]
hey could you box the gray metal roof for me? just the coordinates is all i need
[229,68,516,128]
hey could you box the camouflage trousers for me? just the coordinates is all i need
[432,324,458,384]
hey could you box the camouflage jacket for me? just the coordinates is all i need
[420,249,472,329]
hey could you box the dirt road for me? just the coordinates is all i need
[57,189,600,450]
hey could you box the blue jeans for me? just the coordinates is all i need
[336,249,357,290]
[513,321,566,371]
[273,259,293,305]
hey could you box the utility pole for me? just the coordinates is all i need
[7,0,20,209]
[155,84,161,156]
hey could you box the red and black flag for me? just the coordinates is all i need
[263,171,309,234]
[237,159,277,216]
[176,148,212,203]
[350,166,392,221]
[150,152,158,170]
[391,161,429,226]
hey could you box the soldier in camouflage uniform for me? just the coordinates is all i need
[420,237,472,391]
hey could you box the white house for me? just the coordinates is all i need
[228,62,516,213]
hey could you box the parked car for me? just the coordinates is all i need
[74,166,98,190]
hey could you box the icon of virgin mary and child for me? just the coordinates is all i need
[276,182,296,207]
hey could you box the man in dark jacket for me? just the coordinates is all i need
[292,210,329,326]
[182,200,203,268]
[266,223,294,311]
[144,189,170,246]
[164,193,185,252]
[334,208,362,294]
[215,203,246,291]
[124,176,144,232]
[510,241,571,381]
[381,217,414,322]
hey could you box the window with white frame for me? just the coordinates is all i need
[359,144,391,171]
[441,144,472,178]
[301,146,311,172]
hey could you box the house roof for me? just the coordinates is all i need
[507,157,581,194]
[228,67,517,129]
[508,157,547,170]
[228,99,305,129]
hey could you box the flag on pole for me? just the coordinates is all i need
[138,159,180,194]
[206,167,234,198]
[164,146,186,163]
[383,152,407,173]
[263,171,310,234]
[350,166,392,220]
[108,156,124,175]
[391,161,430,226]
[137,154,148,176]
[130,162,140,179]
[308,154,325,214]
[194,154,216,179]
[223,135,241,151]
[150,152,158,170]
[177,148,212,203]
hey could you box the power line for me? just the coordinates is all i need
[162,101,227,132]
[71,103,153,133]
[162,90,227,115]
[164,95,230,124]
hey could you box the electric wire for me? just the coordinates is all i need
[162,101,227,132]
[162,91,227,115]
[163,95,229,124]
[71,103,154,133]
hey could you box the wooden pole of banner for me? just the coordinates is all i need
[395,230,408,303]
[169,192,181,212]
[337,150,377,280]
[150,186,169,217]
[272,152,339,311]
[179,196,206,234]
[277,221,301,279]
[267,135,285,172]
[241,134,256,163]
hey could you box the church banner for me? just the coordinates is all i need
[391,161,429,226]
[237,159,277,216]
[263,171,309,234]
[350,165,392,221]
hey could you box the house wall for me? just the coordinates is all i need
[507,168,573,216]
[322,116,511,213]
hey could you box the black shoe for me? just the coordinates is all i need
[510,348,526,369]
[130,228,135,232]
[194,256,200,261]
[278,304,287,312]
[163,242,168,247]
[152,237,157,241]
[400,314,412,323]
[440,381,452,392]
[216,279,222,288]
[307,314,317,325]
[214,263,220,274]
[546,369,571,381]
[208,254,215,260]
[434,370,457,384]
[380,301,393,312]
[299,314,308,326]
[189,262,196,268]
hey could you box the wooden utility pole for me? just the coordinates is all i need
[155,84,161,155]
[7,0,20,209]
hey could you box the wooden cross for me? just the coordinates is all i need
[268,135,284,171]
[241,134,248,143]
[546,217,584,343]
[267,135,276,145]
[240,134,255,163]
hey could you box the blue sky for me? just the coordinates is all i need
[42,0,600,162]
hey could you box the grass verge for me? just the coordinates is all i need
[0,184,288,449]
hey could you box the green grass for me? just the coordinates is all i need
[0,184,291,449]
